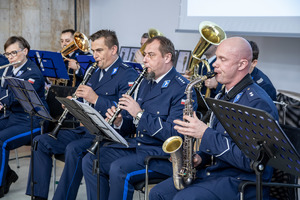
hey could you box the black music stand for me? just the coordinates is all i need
[28,50,69,80]
[206,98,300,200]
[76,55,95,75]
[56,97,128,200]
[4,77,52,200]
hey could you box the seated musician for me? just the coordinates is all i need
[149,37,279,200]
[0,36,47,198]
[81,36,198,200]
[25,30,138,200]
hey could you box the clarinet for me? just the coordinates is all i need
[49,62,98,139]
[107,67,147,126]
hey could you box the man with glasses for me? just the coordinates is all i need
[82,36,198,200]
[0,36,47,198]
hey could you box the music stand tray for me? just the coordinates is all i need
[206,98,300,200]
[28,50,69,80]
[55,97,128,147]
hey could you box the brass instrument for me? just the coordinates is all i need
[57,32,90,87]
[133,28,163,62]
[0,61,21,69]
[48,62,98,139]
[163,71,216,190]
[88,67,148,155]
[187,21,226,98]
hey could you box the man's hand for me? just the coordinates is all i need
[204,77,218,89]
[173,112,208,139]
[118,94,142,118]
[65,58,79,70]
[75,85,98,104]
[106,106,123,127]
[133,51,144,64]
[193,154,202,167]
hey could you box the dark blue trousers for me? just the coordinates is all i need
[0,113,40,187]
[82,146,169,200]
[26,127,94,200]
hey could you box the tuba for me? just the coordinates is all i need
[133,28,163,63]
[187,21,226,98]
[163,71,216,190]
[57,32,90,87]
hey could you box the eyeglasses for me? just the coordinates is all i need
[3,49,24,58]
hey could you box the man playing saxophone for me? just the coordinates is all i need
[82,36,198,200]
[26,29,138,200]
[149,37,279,200]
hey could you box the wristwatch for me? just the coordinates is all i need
[134,110,144,125]
[135,111,144,121]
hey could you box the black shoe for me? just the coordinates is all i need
[4,170,18,194]
[0,186,4,198]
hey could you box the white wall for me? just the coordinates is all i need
[90,0,300,93]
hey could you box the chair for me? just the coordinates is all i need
[133,155,170,200]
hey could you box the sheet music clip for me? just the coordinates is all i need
[28,50,69,80]
[206,98,300,200]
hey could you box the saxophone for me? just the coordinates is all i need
[162,71,216,190]
[48,62,98,139]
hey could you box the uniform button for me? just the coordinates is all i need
[206,172,210,176]
[157,111,160,114]
[138,143,141,146]
[106,92,108,95]
[143,129,146,132]
[224,131,227,134]
[141,134,144,137]
[237,177,240,180]
[214,161,217,165]
[206,149,210,152]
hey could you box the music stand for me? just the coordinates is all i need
[4,77,52,200]
[206,98,300,200]
[56,97,128,200]
[28,50,69,80]
[76,55,95,75]
[124,62,144,74]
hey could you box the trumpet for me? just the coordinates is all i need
[0,61,21,70]
[48,62,98,139]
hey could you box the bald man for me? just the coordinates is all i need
[149,37,279,200]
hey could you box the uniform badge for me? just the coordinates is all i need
[27,67,32,71]
[87,82,92,86]
[162,80,170,88]
[111,67,118,75]
[233,92,243,103]
[16,70,23,77]
[128,82,134,87]
[28,78,35,84]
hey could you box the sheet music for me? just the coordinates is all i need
[71,99,129,147]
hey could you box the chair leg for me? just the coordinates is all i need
[53,157,56,195]
[15,149,20,168]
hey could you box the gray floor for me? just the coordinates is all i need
[4,147,143,200]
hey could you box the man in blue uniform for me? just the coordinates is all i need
[57,29,90,87]
[0,36,47,198]
[248,40,277,101]
[25,30,138,200]
[82,36,198,200]
[149,37,279,200]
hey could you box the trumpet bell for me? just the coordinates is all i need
[61,32,90,59]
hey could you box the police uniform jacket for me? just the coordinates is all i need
[196,74,279,196]
[113,67,197,176]
[251,67,277,101]
[0,59,47,124]
[86,57,138,117]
